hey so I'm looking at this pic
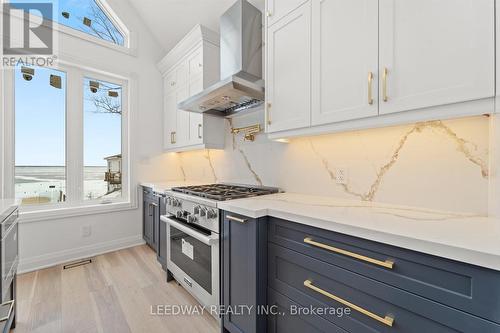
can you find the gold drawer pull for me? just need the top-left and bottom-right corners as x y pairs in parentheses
(0, 300), (14, 322)
(304, 237), (394, 269)
(226, 215), (247, 224)
(382, 67), (389, 102)
(367, 72), (374, 105)
(304, 280), (394, 327)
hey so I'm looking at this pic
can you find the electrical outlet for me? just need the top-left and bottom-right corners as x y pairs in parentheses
(82, 225), (91, 238)
(335, 168), (348, 184)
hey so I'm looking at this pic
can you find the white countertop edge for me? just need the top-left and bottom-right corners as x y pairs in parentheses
(218, 202), (500, 271)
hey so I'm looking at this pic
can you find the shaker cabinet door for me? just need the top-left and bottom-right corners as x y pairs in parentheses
(266, 2), (312, 133)
(311, 0), (379, 125)
(379, 0), (495, 115)
(163, 91), (177, 149)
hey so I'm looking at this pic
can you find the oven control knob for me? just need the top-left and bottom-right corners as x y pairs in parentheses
(207, 209), (217, 219)
(176, 211), (182, 218)
(188, 215), (198, 223)
(173, 199), (181, 207)
(193, 205), (200, 215)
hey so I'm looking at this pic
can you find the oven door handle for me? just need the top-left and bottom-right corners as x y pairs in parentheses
(161, 216), (219, 246)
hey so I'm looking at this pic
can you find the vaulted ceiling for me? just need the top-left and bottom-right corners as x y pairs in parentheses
(128, 0), (264, 54)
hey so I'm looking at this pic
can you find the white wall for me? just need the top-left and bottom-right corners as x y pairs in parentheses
(15, 0), (168, 273)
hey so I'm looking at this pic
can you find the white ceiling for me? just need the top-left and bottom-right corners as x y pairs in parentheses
(128, 0), (265, 54)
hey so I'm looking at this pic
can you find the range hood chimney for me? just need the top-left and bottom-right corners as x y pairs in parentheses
(177, 0), (264, 116)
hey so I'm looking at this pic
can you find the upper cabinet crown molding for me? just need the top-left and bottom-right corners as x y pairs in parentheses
(265, 0), (496, 139)
(157, 24), (220, 75)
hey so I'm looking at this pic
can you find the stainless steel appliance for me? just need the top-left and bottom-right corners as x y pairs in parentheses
(160, 184), (279, 316)
(1, 207), (18, 302)
(177, 0), (264, 116)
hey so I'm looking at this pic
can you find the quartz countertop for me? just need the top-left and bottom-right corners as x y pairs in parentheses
(218, 192), (500, 271)
(0, 199), (19, 222)
(139, 181), (208, 193)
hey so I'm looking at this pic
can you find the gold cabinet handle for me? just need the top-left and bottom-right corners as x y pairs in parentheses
(226, 215), (247, 224)
(198, 124), (202, 139)
(304, 280), (394, 327)
(304, 237), (394, 269)
(368, 72), (374, 105)
(382, 67), (388, 102)
(267, 102), (272, 125)
(0, 300), (14, 322)
(172, 132), (176, 144)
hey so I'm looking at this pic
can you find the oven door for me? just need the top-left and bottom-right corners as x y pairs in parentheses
(163, 216), (219, 310)
(1, 214), (18, 302)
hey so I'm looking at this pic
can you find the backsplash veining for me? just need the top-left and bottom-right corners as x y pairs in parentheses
(144, 115), (490, 215)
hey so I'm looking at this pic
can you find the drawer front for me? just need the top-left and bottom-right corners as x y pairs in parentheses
(268, 243), (500, 333)
(268, 288), (348, 333)
(268, 217), (500, 324)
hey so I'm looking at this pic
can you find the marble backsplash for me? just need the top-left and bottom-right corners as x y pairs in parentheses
(140, 114), (491, 215)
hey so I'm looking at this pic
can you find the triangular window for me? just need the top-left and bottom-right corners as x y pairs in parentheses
(9, 0), (125, 46)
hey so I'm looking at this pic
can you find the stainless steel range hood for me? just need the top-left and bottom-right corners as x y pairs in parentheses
(178, 0), (264, 116)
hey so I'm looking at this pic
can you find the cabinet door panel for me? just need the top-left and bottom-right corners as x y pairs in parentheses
(312, 0), (378, 125)
(188, 48), (204, 79)
(175, 86), (190, 146)
(163, 91), (177, 149)
(189, 77), (204, 145)
(267, 2), (311, 133)
(267, 0), (308, 26)
(175, 61), (188, 87)
(379, 0), (494, 115)
(223, 214), (258, 333)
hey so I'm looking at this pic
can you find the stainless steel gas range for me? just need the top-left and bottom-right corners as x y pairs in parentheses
(160, 184), (279, 315)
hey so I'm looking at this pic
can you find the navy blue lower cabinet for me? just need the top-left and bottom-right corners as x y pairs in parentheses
(221, 213), (500, 333)
(268, 217), (500, 324)
(221, 212), (268, 333)
(267, 288), (348, 333)
(268, 242), (500, 333)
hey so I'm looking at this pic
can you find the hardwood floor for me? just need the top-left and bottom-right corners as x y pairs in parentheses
(14, 245), (219, 333)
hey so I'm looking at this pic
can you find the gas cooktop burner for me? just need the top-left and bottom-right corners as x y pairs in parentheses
(171, 184), (279, 201)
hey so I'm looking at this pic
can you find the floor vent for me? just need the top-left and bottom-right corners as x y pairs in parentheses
(63, 258), (92, 270)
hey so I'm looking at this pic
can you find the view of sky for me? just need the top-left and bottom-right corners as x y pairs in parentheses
(83, 77), (122, 167)
(15, 66), (66, 166)
(15, 66), (122, 167)
(9, 0), (124, 45)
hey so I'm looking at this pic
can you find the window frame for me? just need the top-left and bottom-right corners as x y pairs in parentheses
(5, 0), (134, 55)
(3, 60), (132, 217)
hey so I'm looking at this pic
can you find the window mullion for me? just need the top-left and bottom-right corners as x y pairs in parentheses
(2, 69), (15, 200)
(65, 67), (84, 204)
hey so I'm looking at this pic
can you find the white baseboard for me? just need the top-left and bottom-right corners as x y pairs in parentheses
(17, 234), (146, 274)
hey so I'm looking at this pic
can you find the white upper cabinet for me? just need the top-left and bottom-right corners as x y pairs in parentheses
(266, 0), (308, 26)
(158, 25), (225, 152)
(311, 0), (378, 125)
(379, 0), (495, 115)
(265, 0), (495, 138)
(266, 2), (311, 133)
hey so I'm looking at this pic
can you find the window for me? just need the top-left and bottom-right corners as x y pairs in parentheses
(12, 64), (128, 209)
(15, 66), (67, 205)
(84, 78), (122, 200)
(9, 0), (125, 46)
